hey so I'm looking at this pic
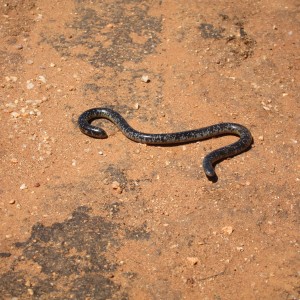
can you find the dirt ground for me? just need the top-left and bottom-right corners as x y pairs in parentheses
(0, 0), (299, 299)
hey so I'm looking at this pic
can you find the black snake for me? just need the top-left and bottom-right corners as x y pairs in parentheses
(78, 107), (252, 179)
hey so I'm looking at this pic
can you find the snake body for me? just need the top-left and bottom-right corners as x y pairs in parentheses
(78, 108), (252, 178)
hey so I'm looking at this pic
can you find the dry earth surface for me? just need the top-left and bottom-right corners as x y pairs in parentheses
(0, 0), (299, 299)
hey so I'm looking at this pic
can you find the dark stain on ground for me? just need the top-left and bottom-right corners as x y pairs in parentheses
(199, 16), (256, 65)
(104, 165), (145, 193)
(0, 50), (23, 72)
(0, 206), (151, 299)
(199, 23), (224, 39)
(0, 252), (11, 258)
(104, 201), (123, 217)
(105, 165), (128, 189)
(42, 0), (162, 70)
(125, 222), (150, 240)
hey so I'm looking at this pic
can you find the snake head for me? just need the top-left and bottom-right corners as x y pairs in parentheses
(80, 124), (108, 139)
(202, 158), (217, 178)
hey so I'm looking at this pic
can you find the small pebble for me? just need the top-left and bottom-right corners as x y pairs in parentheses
(111, 181), (123, 194)
(10, 112), (20, 118)
(49, 63), (56, 67)
(73, 73), (81, 81)
(11, 158), (18, 163)
(9, 200), (15, 204)
(26, 81), (34, 90)
(134, 103), (139, 110)
(26, 60), (34, 65)
(186, 257), (199, 265)
(25, 280), (31, 287)
(221, 226), (233, 235)
(37, 75), (47, 83)
(16, 44), (23, 50)
(258, 135), (264, 141)
(289, 138), (297, 144)
(36, 14), (43, 21)
(111, 181), (120, 189)
(34, 183), (41, 187)
(141, 75), (150, 83)
(20, 183), (27, 190)
(5, 76), (18, 82)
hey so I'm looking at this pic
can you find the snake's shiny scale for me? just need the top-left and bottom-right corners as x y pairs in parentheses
(78, 108), (252, 178)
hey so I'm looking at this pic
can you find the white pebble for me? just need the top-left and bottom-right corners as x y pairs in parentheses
(26, 81), (34, 90)
(5, 76), (18, 82)
(141, 75), (150, 83)
(10, 112), (20, 118)
(11, 158), (18, 163)
(37, 75), (47, 83)
(20, 183), (27, 190)
(221, 226), (233, 235)
(111, 181), (120, 189)
(36, 14), (43, 21)
(186, 257), (199, 265)
(38, 75), (47, 83)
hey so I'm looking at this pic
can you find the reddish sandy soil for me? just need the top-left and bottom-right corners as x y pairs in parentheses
(0, 0), (299, 299)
